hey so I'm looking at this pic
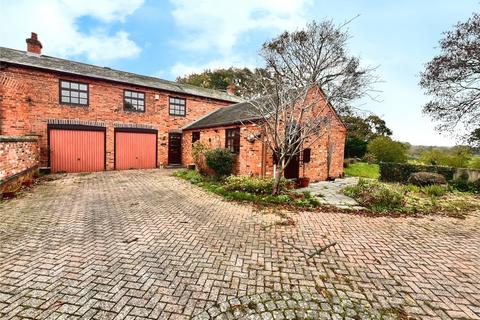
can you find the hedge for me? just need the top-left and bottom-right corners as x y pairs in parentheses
(379, 162), (455, 183)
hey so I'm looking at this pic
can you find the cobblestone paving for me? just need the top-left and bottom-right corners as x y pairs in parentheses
(0, 169), (479, 320)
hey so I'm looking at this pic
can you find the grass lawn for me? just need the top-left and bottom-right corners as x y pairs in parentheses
(344, 162), (380, 179)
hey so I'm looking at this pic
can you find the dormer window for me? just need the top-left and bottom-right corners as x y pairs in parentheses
(124, 90), (145, 112)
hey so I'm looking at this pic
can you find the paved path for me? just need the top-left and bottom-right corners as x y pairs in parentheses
(296, 177), (363, 209)
(0, 170), (479, 319)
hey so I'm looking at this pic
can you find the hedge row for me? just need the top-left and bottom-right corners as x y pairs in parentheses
(379, 162), (455, 183)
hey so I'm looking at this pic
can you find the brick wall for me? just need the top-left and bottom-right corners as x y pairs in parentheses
(182, 111), (346, 181)
(0, 66), (233, 168)
(182, 124), (265, 176)
(0, 136), (39, 190)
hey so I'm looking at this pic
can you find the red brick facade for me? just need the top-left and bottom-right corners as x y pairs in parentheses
(183, 113), (346, 182)
(0, 135), (39, 193)
(0, 65), (233, 169)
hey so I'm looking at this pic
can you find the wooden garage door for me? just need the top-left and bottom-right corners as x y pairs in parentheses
(115, 130), (157, 170)
(50, 128), (105, 173)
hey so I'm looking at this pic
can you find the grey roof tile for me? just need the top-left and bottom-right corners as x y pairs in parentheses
(0, 47), (242, 103)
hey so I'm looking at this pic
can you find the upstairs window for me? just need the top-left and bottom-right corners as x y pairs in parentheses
(192, 131), (200, 144)
(124, 90), (145, 112)
(60, 80), (88, 106)
(225, 128), (240, 154)
(169, 97), (186, 116)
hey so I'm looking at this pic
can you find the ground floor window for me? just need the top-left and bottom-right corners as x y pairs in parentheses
(225, 128), (240, 154)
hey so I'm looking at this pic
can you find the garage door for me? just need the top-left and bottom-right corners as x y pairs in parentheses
(115, 129), (157, 170)
(49, 127), (105, 173)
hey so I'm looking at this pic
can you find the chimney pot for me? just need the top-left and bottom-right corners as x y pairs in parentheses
(226, 83), (236, 95)
(26, 32), (42, 55)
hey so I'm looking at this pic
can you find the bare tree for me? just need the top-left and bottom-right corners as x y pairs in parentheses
(420, 13), (480, 140)
(244, 20), (378, 194)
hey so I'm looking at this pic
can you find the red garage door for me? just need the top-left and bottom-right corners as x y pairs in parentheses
(50, 128), (105, 173)
(115, 130), (157, 170)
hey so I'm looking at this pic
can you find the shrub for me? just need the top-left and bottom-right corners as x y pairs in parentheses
(362, 153), (377, 164)
(450, 179), (480, 194)
(344, 136), (368, 158)
(344, 179), (404, 212)
(191, 142), (211, 175)
(421, 184), (448, 197)
(367, 137), (407, 163)
(224, 176), (285, 195)
(205, 148), (235, 177)
(379, 162), (455, 183)
(407, 172), (447, 186)
(469, 157), (480, 169)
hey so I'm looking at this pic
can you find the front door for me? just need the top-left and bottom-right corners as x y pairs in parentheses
(168, 132), (182, 164)
(284, 154), (300, 179)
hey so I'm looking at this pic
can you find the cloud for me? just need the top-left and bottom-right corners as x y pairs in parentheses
(0, 0), (143, 63)
(170, 0), (312, 54)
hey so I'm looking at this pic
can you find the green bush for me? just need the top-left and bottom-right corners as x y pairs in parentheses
(450, 179), (480, 194)
(379, 162), (455, 183)
(422, 184), (447, 197)
(344, 179), (404, 212)
(469, 157), (480, 169)
(367, 137), (407, 163)
(205, 148), (235, 177)
(224, 176), (285, 195)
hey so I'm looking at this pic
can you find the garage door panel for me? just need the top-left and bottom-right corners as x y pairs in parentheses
(115, 132), (157, 170)
(50, 129), (105, 173)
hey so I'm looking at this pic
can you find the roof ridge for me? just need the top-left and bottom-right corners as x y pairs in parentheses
(0, 46), (242, 103)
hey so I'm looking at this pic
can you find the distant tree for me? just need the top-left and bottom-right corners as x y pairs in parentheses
(176, 67), (266, 97)
(367, 137), (407, 163)
(420, 13), (480, 139)
(419, 145), (472, 168)
(467, 128), (480, 150)
(342, 114), (392, 158)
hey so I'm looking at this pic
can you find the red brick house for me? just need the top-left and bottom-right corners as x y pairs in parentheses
(0, 33), (240, 173)
(1, 32), (345, 182)
(182, 88), (347, 182)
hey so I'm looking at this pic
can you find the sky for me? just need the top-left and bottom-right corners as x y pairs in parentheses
(0, 0), (477, 146)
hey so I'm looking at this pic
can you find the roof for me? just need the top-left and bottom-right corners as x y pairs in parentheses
(184, 88), (347, 131)
(183, 98), (264, 130)
(0, 47), (242, 103)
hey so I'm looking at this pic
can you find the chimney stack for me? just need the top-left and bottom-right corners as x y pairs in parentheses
(226, 83), (236, 95)
(26, 32), (42, 55)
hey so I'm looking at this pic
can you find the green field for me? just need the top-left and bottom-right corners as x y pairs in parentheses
(344, 162), (380, 179)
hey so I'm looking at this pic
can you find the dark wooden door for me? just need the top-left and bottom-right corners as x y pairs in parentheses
(284, 154), (300, 179)
(168, 133), (182, 164)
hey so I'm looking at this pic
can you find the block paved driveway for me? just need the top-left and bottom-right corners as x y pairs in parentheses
(0, 169), (479, 320)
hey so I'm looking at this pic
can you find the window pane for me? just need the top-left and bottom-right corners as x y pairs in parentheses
(71, 91), (79, 97)
(125, 91), (131, 97)
(79, 92), (87, 98)
(79, 84), (87, 91)
(61, 81), (70, 88)
(70, 83), (79, 90)
(125, 98), (131, 103)
(61, 96), (70, 103)
(138, 100), (144, 106)
(79, 98), (87, 105)
(71, 97), (79, 104)
(131, 92), (138, 98)
(138, 93), (144, 99)
(61, 90), (70, 96)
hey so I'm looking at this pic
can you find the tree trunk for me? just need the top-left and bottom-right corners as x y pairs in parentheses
(272, 167), (283, 195)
